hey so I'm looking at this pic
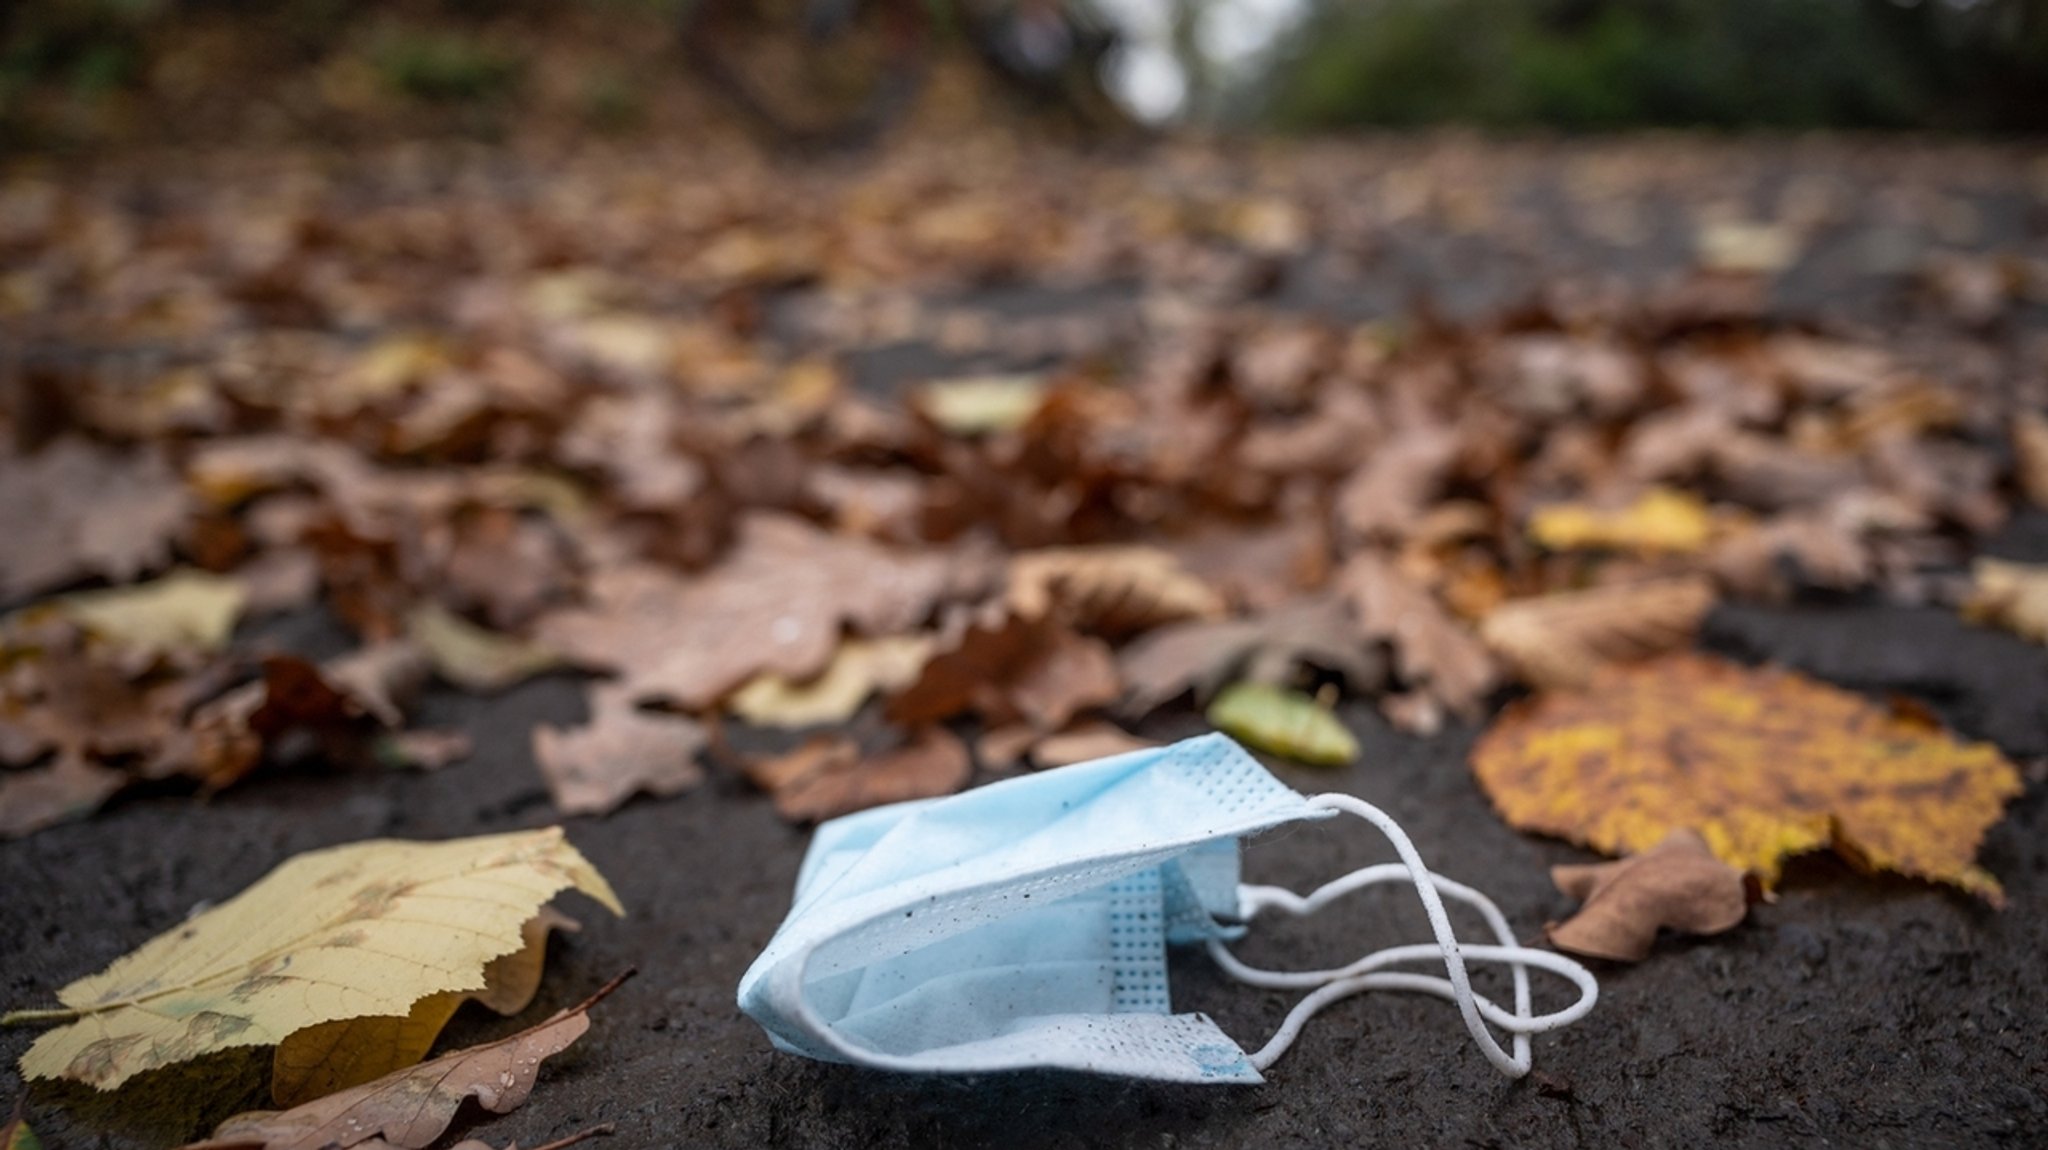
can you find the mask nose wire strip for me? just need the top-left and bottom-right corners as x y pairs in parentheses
(1208, 793), (1598, 1077)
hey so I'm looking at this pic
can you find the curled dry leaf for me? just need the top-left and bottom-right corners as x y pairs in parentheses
(0, 440), (191, 601)
(1117, 596), (1383, 715)
(0, 754), (128, 839)
(1334, 425), (1461, 544)
(1962, 558), (2048, 645)
(1529, 488), (1714, 555)
(727, 635), (933, 728)
(538, 514), (986, 709)
(1336, 554), (1499, 717)
(1471, 653), (2022, 902)
(1547, 830), (1750, 962)
(744, 729), (970, 823)
(5, 828), (621, 1090)
(270, 908), (579, 1106)
(407, 605), (561, 694)
(1479, 576), (1717, 690)
(1022, 722), (1156, 769)
(1206, 682), (1358, 767)
(1006, 546), (1225, 637)
(532, 684), (707, 817)
(182, 971), (631, 1150)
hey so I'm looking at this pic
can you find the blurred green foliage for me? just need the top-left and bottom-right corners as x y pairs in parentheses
(371, 30), (524, 103)
(1260, 0), (2048, 132)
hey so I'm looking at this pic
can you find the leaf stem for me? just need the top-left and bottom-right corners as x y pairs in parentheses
(1, 1007), (79, 1027)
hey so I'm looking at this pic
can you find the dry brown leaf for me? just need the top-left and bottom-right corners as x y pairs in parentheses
(1006, 546), (1225, 637)
(1025, 722), (1156, 768)
(1471, 653), (2022, 901)
(1337, 554), (1500, 717)
(1167, 519), (1331, 612)
(181, 971), (630, 1150)
(744, 729), (970, 823)
(538, 515), (986, 709)
(887, 613), (1120, 732)
(1961, 558), (2048, 644)
(2014, 410), (2048, 509)
(1479, 577), (1716, 690)
(270, 908), (578, 1106)
(0, 754), (128, 839)
(0, 440), (191, 600)
(532, 683), (707, 816)
(1547, 829), (1750, 962)
(1117, 596), (1383, 715)
(1333, 425), (1461, 544)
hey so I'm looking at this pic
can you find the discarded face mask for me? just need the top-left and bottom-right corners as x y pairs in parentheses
(737, 733), (1596, 1083)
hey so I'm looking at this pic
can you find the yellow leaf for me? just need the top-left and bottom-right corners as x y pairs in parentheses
(406, 604), (561, 693)
(1470, 653), (2022, 902)
(1962, 558), (2048, 645)
(914, 374), (1046, 435)
(1695, 220), (1798, 274)
(6, 828), (621, 1090)
(1529, 488), (1714, 554)
(1206, 682), (1358, 767)
(727, 635), (933, 728)
(58, 570), (247, 654)
(268, 907), (577, 1106)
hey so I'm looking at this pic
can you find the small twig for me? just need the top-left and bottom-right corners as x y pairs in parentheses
(527, 1123), (616, 1150)
(566, 967), (636, 1017)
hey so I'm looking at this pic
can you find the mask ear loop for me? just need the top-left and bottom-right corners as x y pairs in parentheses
(1207, 793), (1598, 1078)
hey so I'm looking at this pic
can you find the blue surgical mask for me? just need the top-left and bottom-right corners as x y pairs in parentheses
(738, 733), (1596, 1083)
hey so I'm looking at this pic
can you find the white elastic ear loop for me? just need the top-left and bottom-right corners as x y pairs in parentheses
(1209, 793), (1598, 1078)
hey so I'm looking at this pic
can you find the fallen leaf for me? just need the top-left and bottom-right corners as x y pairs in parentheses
(1206, 682), (1358, 767)
(181, 971), (631, 1150)
(1529, 488), (1714, 554)
(744, 729), (970, 823)
(1695, 220), (1798, 274)
(234, 551), (323, 617)
(0, 440), (191, 601)
(1470, 653), (2022, 901)
(1962, 558), (2048, 644)
(887, 613), (1120, 732)
(1336, 554), (1500, 717)
(1006, 546), (1225, 637)
(6, 828), (621, 1089)
(1025, 722), (1156, 768)
(914, 374), (1047, 435)
(0, 754), (128, 839)
(407, 605), (561, 693)
(727, 635), (932, 728)
(1479, 577), (1717, 690)
(270, 908), (579, 1106)
(2014, 411), (2048, 508)
(538, 514), (986, 708)
(1334, 425), (1461, 544)
(1117, 596), (1383, 714)
(532, 683), (707, 816)
(58, 570), (247, 656)
(1547, 830), (1750, 962)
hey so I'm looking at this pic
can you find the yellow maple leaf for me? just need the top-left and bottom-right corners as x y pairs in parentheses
(1528, 488), (1715, 554)
(5, 828), (621, 1090)
(1470, 653), (2021, 903)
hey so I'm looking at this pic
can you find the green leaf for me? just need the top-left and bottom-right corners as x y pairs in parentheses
(1206, 681), (1359, 767)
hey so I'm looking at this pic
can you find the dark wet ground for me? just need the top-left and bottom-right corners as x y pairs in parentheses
(6, 136), (2048, 1149)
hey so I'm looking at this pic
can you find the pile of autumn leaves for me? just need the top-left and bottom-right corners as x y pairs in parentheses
(2, 259), (2044, 1144)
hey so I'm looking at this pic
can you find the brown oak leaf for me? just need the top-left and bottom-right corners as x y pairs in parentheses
(0, 439), (190, 600)
(1336, 553), (1500, 719)
(1117, 595), (1383, 715)
(745, 729), (970, 823)
(1479, 576), (1717, 690)
(533, 683), (707, 816)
